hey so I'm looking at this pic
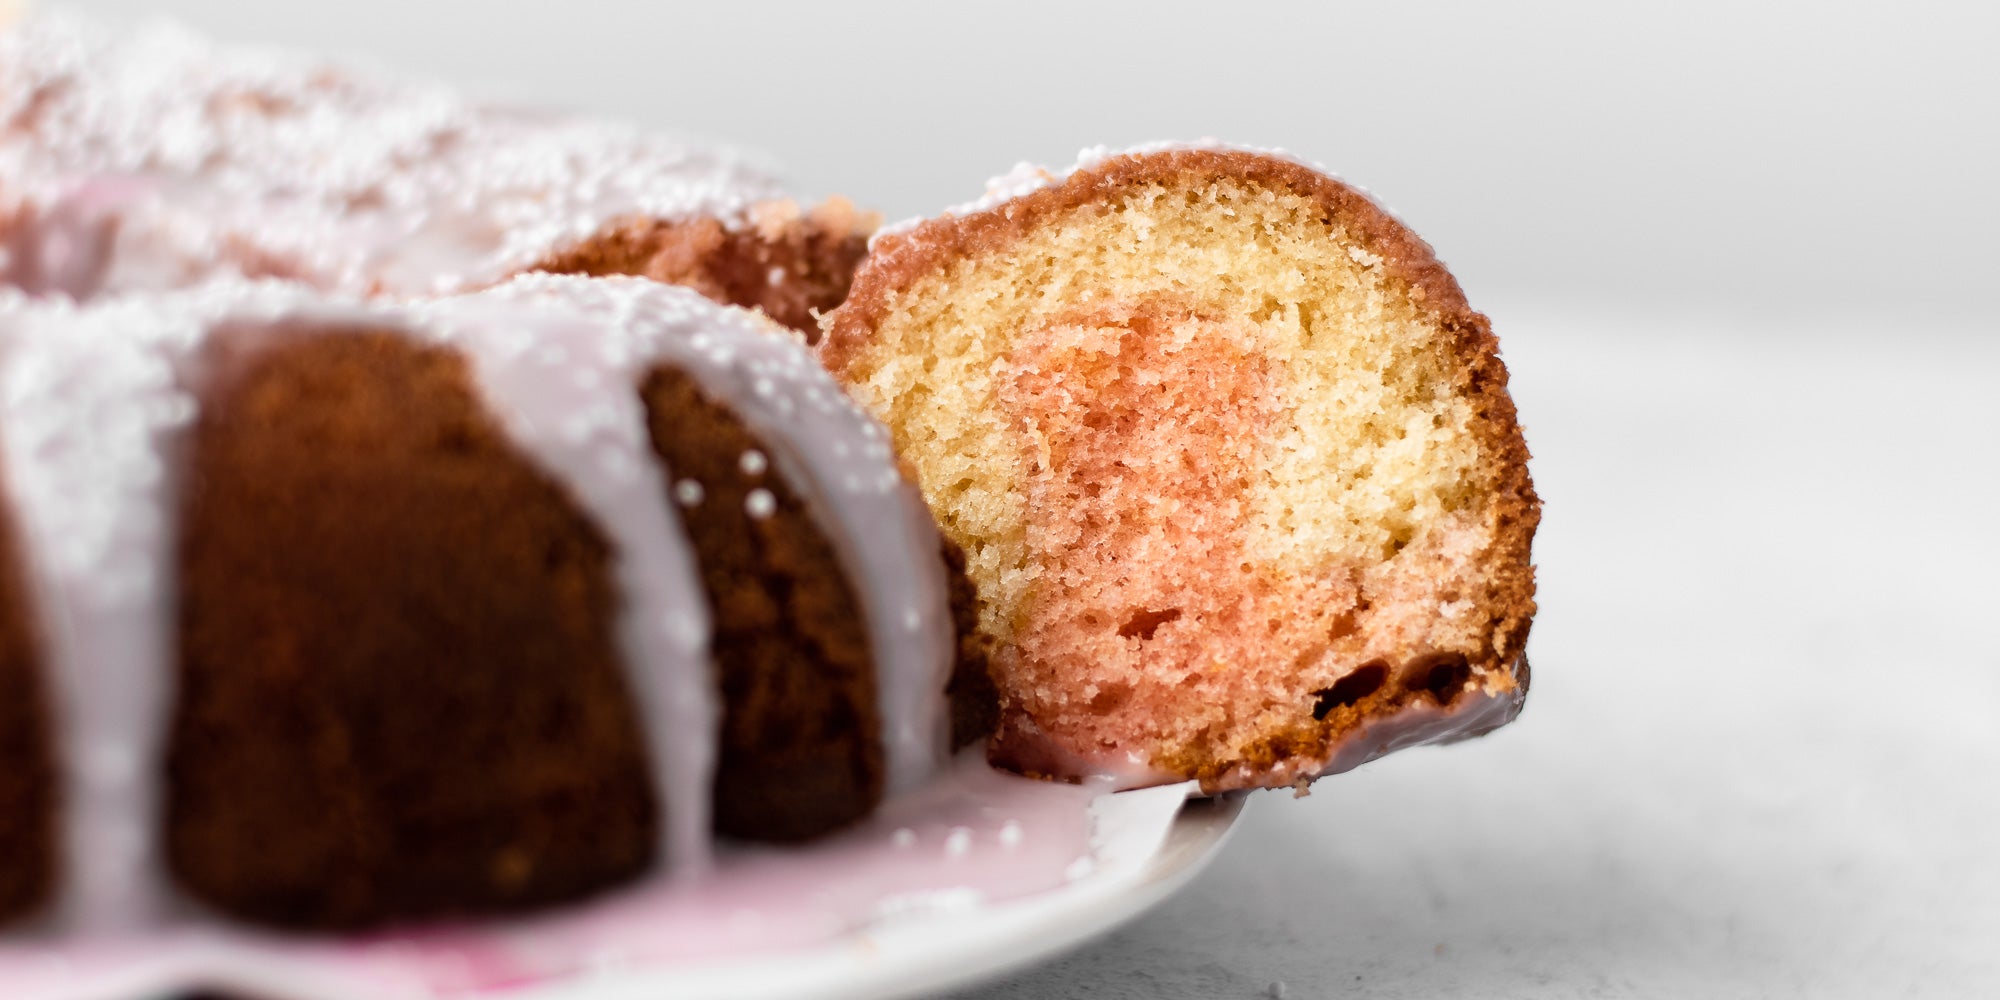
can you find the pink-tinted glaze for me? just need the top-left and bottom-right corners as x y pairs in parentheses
(0, 754), (1112, 1000)
(425, 291), (721, 875)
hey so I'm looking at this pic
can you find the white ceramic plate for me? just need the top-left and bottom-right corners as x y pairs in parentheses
(192, 793), (1246, 1000)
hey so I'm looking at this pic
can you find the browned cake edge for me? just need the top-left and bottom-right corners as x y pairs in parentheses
(538, 199), (877, 340)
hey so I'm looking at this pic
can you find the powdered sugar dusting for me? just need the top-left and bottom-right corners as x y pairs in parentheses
(0, 293), (186, 933)
(0, 281), (337, 932)
(0, 13), (789, 301)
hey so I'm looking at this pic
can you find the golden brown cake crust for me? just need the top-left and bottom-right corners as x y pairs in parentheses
(823, 148), (1539, 786)
(827, 150), (1472, 363)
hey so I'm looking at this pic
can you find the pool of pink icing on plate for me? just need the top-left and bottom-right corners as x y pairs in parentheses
(0, 755), (1105, 1000)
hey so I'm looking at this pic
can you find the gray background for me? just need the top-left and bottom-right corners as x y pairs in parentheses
(56, 0), (2000, 321)
(49, 1), (2000, 997)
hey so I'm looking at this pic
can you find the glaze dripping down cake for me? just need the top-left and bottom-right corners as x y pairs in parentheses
(0, 14), (872, 333)
(821, 144), (1539, 792)
(0, 274), (989, 933)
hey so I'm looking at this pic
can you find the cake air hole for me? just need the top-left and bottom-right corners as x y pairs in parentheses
(1402, 652), (1471, 706)
(1311, 660), (1388, 720)
(1117, 608), (1182, 641)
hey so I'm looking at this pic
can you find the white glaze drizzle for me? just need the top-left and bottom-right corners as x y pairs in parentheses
(466, 275), (957, 795)
(0, 12), (791, 301)
(0, 274), (954, 929)
(416, 292), (721, 875)
(0, 286), (250, 932)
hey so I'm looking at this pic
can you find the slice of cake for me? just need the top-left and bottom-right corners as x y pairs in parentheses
(821, 143), (1539, 793)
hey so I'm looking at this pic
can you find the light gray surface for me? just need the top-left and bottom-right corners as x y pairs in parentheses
(27, 2), (2000, 995)
(948, 305), (2000, 998)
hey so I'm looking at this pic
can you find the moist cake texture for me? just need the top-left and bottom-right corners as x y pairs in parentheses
(823, 144), (1538, 792)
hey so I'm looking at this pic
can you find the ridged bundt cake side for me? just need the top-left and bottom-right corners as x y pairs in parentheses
(822, 144), (1538, 793)
(0, 14), (874, 334)
(0, 275), (983, 933)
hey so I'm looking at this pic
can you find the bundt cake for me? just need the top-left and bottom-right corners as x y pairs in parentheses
(0, 273), (987, 934)
(821, 143), (1539, 793)
(0, 14), (871, 333)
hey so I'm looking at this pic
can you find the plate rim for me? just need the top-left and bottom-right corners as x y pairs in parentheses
(184, 793), (1248, 1000)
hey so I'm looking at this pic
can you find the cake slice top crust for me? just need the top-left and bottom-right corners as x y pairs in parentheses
(824, 144), (1537, 791)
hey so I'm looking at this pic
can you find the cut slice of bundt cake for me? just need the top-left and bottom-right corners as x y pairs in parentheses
(0, 13), (872, 334)
(821, 144), (1538, 793)
(0, 274), (987, 934)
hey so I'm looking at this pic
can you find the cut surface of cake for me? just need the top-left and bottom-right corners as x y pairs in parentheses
(0, 274), (986, 933)
(0, 13), (872, 333)
(821, 144), (1538, 793)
